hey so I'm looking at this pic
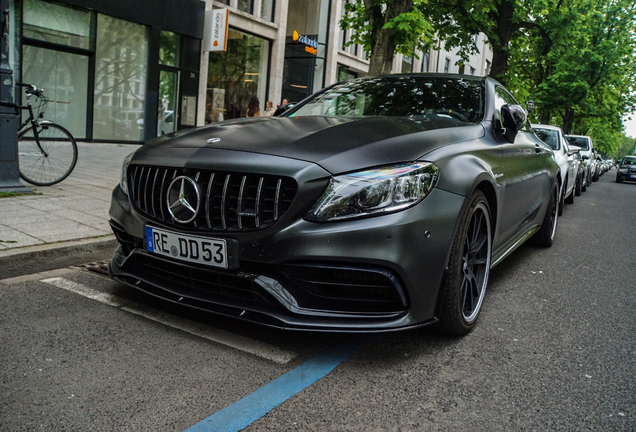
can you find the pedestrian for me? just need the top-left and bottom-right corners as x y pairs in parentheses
(263, 100), (275, 116)
(246, 96), (260, 117)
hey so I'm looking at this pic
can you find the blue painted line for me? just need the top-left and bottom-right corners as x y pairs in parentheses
(185, 336), (377, 432)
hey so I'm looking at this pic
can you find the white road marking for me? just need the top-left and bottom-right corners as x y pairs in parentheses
(40, 277), (297, 364)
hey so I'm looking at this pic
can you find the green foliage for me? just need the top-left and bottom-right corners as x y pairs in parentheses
(617, 134), (636, 159)
(383, 8), (435, 56)
(340, 0), (434, 74)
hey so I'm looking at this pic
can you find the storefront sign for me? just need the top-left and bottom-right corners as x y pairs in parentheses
(292, 30), (318, 55)
(203, 9), (230, 52)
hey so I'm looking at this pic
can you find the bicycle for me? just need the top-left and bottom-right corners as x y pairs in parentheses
(0, 83), (78, 186)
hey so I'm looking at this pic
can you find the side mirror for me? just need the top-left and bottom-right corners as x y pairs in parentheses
(274, 103), (296, 117)
(501, 104), (527, 142)
(581, 154), (590, 160)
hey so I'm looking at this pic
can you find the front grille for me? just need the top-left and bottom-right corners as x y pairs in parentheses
(128, 165), (297, 232)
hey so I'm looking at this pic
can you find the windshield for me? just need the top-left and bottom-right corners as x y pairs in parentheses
(534, 128), (560, 150)
(290, 76), (484, 123)
(566, 136), (590, 151)
(622, 157), (636, 166)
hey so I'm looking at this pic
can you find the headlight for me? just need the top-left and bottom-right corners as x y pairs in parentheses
(120, 152), (135, 196)
(305, 162), (439, 222)
(619, 168), (628, 173)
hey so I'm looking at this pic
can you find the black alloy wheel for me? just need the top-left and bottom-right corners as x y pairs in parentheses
(574, 176), (582, 196)
(436, 190), (492, 335)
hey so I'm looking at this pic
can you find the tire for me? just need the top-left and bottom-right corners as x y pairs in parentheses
(574, 176), (582, 196)
(558, 180), (565, 216)
(18, 123), (78, 186)
(436, 190), (492, 336)
(565, 185), (575, 204)
(592, 169), (600, 182)
(615, 174), (621, 183)
(532, 183), (559, 248)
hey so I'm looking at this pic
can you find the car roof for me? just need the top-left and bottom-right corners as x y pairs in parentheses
(532, 124), (562, 131)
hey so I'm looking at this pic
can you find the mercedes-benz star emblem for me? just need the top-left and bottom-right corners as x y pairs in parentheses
(207, 138), (221, 144)
(166, 176), (200, 223)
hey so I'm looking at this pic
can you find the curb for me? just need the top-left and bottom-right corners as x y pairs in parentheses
(0, 236), (118, 280)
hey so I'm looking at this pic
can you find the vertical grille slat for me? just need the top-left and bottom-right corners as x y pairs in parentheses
(255, 177), (264, 228)
(237, 176), (247, 230)
(221, 174), (231, 230)
(129, 165), (297, 232)
(159, 169), (168, 221)
(151, 169), (159, 217)
(206, 173), (215, 229)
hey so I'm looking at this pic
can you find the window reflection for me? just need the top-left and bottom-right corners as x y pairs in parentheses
(23, 0), (93, 49)
(93, 15), (147, 141)
(160, 31), (180, 67)
(206, 30), (268, 124)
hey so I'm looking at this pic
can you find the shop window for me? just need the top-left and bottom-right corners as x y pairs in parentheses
(93, 15), (148, 141)
(23, 0), (94, 49)
(283, 0), (330, 102)
(22, 45), (89, 139)
(159, 31), (180, 67)
(206, 29), (269, 123)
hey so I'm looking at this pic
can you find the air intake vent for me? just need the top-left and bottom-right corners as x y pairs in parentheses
(128, 166), (297, 232)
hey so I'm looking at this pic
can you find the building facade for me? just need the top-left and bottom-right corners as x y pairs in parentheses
(7, 0), (492, 143)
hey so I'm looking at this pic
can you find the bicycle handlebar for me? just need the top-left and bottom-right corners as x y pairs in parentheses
(16, 82), (44, 97)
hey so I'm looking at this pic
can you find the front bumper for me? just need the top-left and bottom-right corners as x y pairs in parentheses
(108, 184), (466, 331)
(616, 171), (636, 182)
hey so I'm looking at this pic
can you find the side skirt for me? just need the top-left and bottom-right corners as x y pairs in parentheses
(490, 224), (541, 268)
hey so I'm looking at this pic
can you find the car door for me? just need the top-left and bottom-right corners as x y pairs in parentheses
(562, 135), (578, 195)
(495, 87), (554, 245)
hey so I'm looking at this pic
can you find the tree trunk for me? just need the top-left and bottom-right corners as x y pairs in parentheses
(368, 29), (396, 75)
(540, 111), (551, 124)
(562, 108), (575, 134)
(363, 0), (413, 76)
(487, 0), (516, 84)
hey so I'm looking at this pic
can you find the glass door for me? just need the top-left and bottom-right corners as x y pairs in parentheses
(158, 70), (179, 136)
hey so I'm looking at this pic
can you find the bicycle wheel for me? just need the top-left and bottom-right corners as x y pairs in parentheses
(18, 123), (78, 186)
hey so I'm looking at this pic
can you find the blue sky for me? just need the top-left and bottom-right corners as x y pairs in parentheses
(624, 115), (636, 139)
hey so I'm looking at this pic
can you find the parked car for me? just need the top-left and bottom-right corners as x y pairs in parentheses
(566, 134), (599, 186)
(615, 155), (636, 183)
(532, 124), (581, 211)
(108, 74), (560, 336)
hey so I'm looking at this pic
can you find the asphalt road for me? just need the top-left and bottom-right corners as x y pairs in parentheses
(1, 171), (634, 431)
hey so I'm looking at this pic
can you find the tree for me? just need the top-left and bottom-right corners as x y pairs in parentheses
(515, 0), (636, 154)
(340, 0), (434, 76)
(420, 0), (539, 84)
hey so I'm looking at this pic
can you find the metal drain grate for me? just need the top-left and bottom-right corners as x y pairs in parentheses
(72, 260), (110, 278)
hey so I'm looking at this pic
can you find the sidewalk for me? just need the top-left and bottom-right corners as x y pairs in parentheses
(0, 142), (141, 275)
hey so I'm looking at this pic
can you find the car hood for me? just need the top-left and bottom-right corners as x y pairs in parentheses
(141, 116), (484, 174)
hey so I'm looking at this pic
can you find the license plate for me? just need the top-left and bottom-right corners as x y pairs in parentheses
(145, 226), (228, 269)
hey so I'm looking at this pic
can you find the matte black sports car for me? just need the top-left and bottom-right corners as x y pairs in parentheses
(108, 74), (560, 335)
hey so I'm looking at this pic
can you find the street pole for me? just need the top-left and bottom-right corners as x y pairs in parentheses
(0, 0), (31, 193)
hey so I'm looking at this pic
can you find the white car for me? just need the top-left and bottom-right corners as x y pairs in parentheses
(533, 124), (581, 213)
